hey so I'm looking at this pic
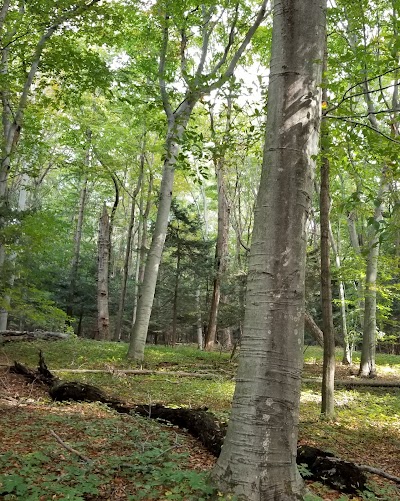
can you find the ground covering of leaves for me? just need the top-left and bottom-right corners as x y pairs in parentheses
(1, 340), (400, 500)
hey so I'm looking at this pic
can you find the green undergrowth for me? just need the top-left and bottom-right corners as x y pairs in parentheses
(2, 340), (400, 499)
(0, 404), (218, 500)
(1, 338), (232, 370)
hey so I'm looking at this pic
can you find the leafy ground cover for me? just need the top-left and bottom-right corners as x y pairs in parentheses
(1, 339), (400, 500)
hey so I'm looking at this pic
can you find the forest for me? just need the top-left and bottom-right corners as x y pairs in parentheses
(1, 0), (400, 500)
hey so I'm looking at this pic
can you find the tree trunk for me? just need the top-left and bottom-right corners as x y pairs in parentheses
(96, 203), (110, 341)
(67, 174), (88, 319)
(359, 176), (387, 377)
(212, 1), (326, 498)
(205, 99), (231, 351)
(132, 172), (153, 327)
(347, 211), (365, 330)
(171, 242), (181, 346)
(128, 106), (195, 360)
(329, 224), (351, 364)
(196, 287), (203, 350)
(113, 157), (144, 341)
(304, 311), (324, 347)
(320, 83), (335, 418)
(0, 173), (29, 329)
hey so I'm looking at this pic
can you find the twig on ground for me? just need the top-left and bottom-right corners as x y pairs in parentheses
(358, 464), (400, 484)
(50, 429), (92, 464)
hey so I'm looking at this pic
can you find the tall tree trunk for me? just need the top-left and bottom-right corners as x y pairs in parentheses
(171, 242), (181, 346)
(329, 224), (351, 364)
(359, 176), (387, 377)
(132, 173), (153, 327)
(320, 81), (335, 418)
(205, 99), (231, 351)
(0, 173), (29, 329)
(212, 1), (326, 498)
(67, 174), (88, 319)
(96, 203), (110, 341)
(128, 107), (195, 360)
(113, 157), (144, 341)
(196, 287), (203, 350)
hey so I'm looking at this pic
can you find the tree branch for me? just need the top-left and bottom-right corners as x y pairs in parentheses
(201, 0), (271, 93)
(50, 429), (92, 464)
(159, 11), (172, 119)
(208, 2), (240, 77)
(0, 0), (10, 37)
(6, 0), (101, 152)
(326, 115), (400, 144)
(193, 6), (217, 83)
(326, 67), (400, 114)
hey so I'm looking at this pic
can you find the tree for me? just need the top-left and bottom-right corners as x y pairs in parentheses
(128, 0), (270, 361)
(96, 203), (110, 340)
(205, 96), (232, 350)
(211, 0), (326, 498)
(320, 59), (335, 419)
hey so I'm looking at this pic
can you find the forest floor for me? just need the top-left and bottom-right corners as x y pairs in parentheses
(1, 340), (400, 500)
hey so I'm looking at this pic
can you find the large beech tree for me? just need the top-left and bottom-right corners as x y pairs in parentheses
(211, 0), (326, 499)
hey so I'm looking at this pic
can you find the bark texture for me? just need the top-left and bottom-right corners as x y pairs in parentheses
(96, 203), (110, 340)
(212, 1), (326, 499)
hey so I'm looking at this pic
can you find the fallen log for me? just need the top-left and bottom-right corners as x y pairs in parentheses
(52, 368), (221, 379)
(0, 330), (69, 343)
(297, 445), (368, 495)
(9, 354), (400, 496)
(303, 378), (400, 388)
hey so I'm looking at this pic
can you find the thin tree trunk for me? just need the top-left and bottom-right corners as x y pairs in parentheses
(113, 157), (144, 341)
(320, 78), (335, 418)
(304, 311), (324, 347)
(132, 172), (153, 327)
(67, 174), (88, 319)
(96, 203), (110, 341)
(359, 176), (387, 377)
(0, 173), (29, 329)
(329, 224), (351, 364)
(171, 243), (181, 346)
(347, 211), (365, 329)
(128, 107), (195, 360)
(205, 98), (231, 350)
(212, 1), (325, 498)
(196, 287), (203, 350)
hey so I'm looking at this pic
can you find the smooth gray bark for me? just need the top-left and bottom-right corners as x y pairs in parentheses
(212, 1), (326, 498)
(132, 172), (153, 327)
